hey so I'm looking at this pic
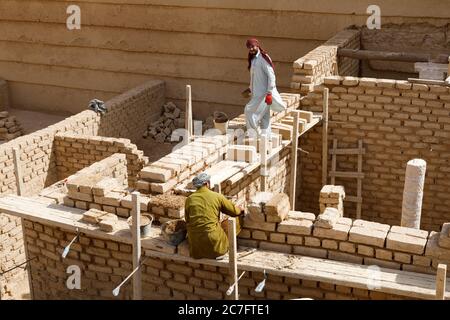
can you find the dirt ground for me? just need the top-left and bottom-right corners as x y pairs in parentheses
(135, 137), (177, 163)
(8, 108), (68, 134)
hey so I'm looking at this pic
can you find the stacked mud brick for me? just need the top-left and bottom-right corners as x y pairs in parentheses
(0, 111), (23, 141)
(137, 135), (229, 194)
(291, 29), (360, 94)
(298, 75), (450, 230)
(143, 101), (185, 143)
(54, 133), (147, 187)
(20, 215), (414, 300)
(96, 80), (165, 143)
(319, 185), (345, 214)
(0, 213), (27, 299)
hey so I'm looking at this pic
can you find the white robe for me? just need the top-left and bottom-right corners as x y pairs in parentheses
(244, 50), (286, 136)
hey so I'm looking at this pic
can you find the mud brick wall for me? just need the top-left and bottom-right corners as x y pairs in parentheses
(54, 133), (147, 187)
(0, 214), (26, 298)
(297, 76), (450, 231)
(21, 218), (413, 300)
(238, 210), (450, 274)
(0, 79), (8, 110)
(291, 29), (360, 94)
(97, 80), (165, 144)
(222, 146), (291, 206)
(0, 80), (165, 299)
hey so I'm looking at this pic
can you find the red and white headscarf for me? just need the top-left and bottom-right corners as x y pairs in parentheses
(246, 38), (274, 71)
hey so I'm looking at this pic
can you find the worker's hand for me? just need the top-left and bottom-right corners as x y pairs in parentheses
(242, 88), (252, 98)
(265, 93), (272, 105)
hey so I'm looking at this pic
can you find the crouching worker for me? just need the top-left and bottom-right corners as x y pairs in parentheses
(185, 173), (245, 259)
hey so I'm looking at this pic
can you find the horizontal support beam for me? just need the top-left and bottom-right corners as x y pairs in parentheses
(338, 49), (449, 64)
(329, 148), (365, 155)
(329, 171), (365, 179)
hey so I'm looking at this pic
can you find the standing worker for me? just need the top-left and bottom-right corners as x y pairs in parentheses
(185, 173), (245, 259)
(243, 38), (286, 136)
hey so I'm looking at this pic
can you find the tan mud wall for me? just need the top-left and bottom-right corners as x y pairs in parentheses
(360, 23), (450, 79)
(0, 0), (449, 118)
(22, 220), (414, 300)
(0, 80), (164, 299)
(298, 77), (450, 231)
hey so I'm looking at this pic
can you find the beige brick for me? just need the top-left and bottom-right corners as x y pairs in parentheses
(252, 230), (268, 241)
(304, 236), (321, 247)
(339, 241), (356, 253)
(357, 245), (374, 257)
(277, 219), (313, 235)
(270, 233), (286, 243)
(328, 251), (363, 264)
(286, 235), (303, 245)
(243, 216), (276, 231)
(313, 223), (350, 241)
(375, 249), (393, 261)
(386, 232), (427, 255)
(413, 255), (431, 267)
(293, 246), (327, 259)
(363, 258), (401, 270)
(349, 226), (388, 248)
(322, 239), (338, 250)
(393, 252), (411, 264)
(259, 241), (292, 253)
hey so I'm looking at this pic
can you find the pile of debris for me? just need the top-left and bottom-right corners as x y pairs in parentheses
(143, 102), (185, 143)
(0, 111), (23, 141)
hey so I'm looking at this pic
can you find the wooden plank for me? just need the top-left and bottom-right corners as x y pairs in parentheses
(228, 217), (238, 300)
(330, 139), (337, 185)
(407, 78), (446, 85)
(185, 84), (193, 142)
(145, 248), (450, 300)
(356, 140), (363, 219)
(436, 264), (447, 300)
(260, 134), (268, 192)
(329, 148), (366, 155)
(338, 49), (449, 63)
(289, 111), (300, 208)
(131, 192), (142, 300)
(12, 148), (24, 196)
(346, 195), (363, 203)
(322, 88), (329, 187)
(329, 171), (365, 179)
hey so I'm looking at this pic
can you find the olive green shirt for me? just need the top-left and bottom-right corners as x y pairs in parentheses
(185, 186), (242, 259)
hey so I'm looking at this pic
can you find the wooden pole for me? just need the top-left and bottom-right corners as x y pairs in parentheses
(436, 263), (447, 300)
(131, 191), (142, 300)
(322, 88), (329, 187)
(227, 217), (238, 300)
(13, 148), (24, 196)
(185, 85), (193, 142)
(289, 111), (300, 209)
(338, 48), (449, 64)
(260, 134), (268, 192)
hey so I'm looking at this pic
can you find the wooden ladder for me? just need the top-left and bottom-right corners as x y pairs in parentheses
(329, 139), (365, 219)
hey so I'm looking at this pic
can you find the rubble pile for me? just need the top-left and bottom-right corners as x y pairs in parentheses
(143, 102), (185, 143)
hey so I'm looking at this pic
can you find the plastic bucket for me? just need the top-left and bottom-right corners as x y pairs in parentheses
(161, 219), (187, 246)
(127, 214), (154, 237)
(213, 120), (229, 135)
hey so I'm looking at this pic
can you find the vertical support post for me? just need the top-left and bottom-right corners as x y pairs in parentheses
(131, 191), (142, 300)
(436, 263), (447, 300)
(260, 134), (268, 192)
(331, 139), (337, 185)
(185, 85), (193, 142)
(13, 148), (24, 196)
(356, 140), (363, 219)
(289, 111), (300, 209)
(322, 88), (329, 187)
(227, 217), (238, 300)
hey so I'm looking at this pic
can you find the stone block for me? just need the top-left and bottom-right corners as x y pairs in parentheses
(349, 226), (388, 248)
(243, 216), (276, 231)
(315, 208), (340, 229)
(265, 193), (290, 222)
(277, 219), (313, 235)
(288, 211), (316, 221)
(386, 232), (427, 255)
(226, 145), (257, 163)
(140, 166), (173, 182)
(313, 221), (350, 241)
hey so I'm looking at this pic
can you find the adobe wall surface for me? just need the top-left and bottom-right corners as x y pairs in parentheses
(22, 219), (417, 300)
(297, 76), (450, 231)
(0, 0), (448, 118)
(0, 79), (9, 111)
(360, 23), (450, 79)
(0, 80), (164, 299)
